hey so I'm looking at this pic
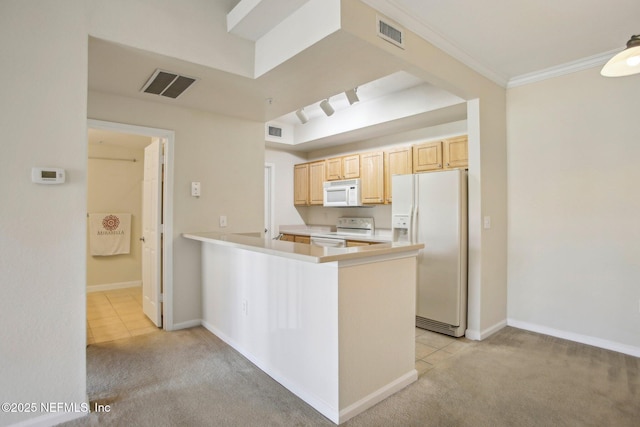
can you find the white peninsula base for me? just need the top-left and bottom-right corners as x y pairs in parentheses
(186, 233), (421, 424)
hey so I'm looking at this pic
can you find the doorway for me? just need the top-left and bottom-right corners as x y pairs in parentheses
(86, 119), (174, 344)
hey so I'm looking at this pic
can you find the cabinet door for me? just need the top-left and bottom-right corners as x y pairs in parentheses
(293, 163), (309, 206)
(360, 151), (384, 204)
(384, 147), (412, 203)
(413, 141), (443, 173)
(443, 135), (468, 169)
(325, 157), (343, 181)
(308, 160), (326, 205)
(343, 154), (360, 179)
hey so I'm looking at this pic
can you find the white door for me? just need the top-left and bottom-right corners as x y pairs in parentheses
(142, 138), (163, 327)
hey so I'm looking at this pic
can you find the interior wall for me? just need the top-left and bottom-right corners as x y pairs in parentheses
(341, 0), (508, 339)
(264, 148), (309, 229)
(507, 67), (640, 353)
(87, 143), (146, 288)
(88, 91), (265, 327)
(0, 1), (88, 426)
(87, 0), (254, 77)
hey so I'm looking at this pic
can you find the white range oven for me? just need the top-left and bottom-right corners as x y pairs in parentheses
(310, 217), (374, 248)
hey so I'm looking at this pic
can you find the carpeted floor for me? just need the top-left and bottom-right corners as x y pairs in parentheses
(61, 326), (639, 427)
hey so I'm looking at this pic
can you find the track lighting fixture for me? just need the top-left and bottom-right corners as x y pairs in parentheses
(295, 108), (308, 124)
(345, 88), (359, 105)
(319, 98), (335, 116)
(601, 35), (640, 77)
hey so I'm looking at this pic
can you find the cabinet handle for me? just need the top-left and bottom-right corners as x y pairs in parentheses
(446, 163), (450, 167)
(438, 164), (442, 168)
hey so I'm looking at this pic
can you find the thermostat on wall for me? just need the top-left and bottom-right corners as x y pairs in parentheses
(32, 167), (65, 184)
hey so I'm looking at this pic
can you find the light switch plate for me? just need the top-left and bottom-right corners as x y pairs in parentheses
(219, 215), (227, 227)
(483, 216), (491, 229)
(191, 182), (200, 197)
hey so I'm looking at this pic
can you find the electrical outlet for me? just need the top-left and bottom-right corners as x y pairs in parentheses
(483, 216), (491, 229)
(219, 215), (227, 227)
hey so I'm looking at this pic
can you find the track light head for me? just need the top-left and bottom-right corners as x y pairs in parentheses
(320, 99), (335, 116)
(345, 88), (359, 105)
(295, 108), (308, 124)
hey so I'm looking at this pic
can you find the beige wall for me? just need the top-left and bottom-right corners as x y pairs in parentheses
(0, 1), (88, 425)
(88, 91), (265, 327)
(342, 0), (508, 339)
(507, 67), (640, 352)
(87, 143), (146, 288)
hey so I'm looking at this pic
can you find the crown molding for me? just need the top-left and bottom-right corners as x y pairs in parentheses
(507, 50), (617, 88)
(361, 0), (620, 89)
(361, 0), (509, 87)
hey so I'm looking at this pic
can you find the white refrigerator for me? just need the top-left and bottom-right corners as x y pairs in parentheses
(391, 169), (468, 337)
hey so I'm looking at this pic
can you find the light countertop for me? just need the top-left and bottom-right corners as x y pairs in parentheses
(183, 231), (422, 263)
(278, 225), (392, 243)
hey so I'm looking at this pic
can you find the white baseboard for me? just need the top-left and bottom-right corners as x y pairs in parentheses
(201, 320), (417, 425)
(465, 319), (507, 341)
(338, 370), (417, 424)
(9, 408), (86, 427)
(507, 319), (640, 358)
(87, 280), (141, 292)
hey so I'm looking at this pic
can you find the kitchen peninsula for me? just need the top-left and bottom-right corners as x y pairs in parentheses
(183, 232), (423, 424)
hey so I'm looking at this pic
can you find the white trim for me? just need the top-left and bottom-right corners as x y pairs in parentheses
(264, 163), (275, 240)
(507, 50), (617, 88)
(338, 370), (417, 424)
(360, 0), (509, 87)
(507, 319), (640, 358)
(9, 410), (86, 427)
(87, 119), (174, 331)
(87, 281), (141, 292)
(465, 319), (507, 341)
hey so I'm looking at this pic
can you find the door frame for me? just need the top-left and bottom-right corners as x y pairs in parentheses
(264, 163), (275, 240)
(87, 119), (175, 331)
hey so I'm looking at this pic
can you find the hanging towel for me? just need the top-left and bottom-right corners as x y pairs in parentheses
(89, 213), (131, 256)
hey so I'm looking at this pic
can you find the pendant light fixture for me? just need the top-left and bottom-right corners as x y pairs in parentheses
(601, 35), (640, 77)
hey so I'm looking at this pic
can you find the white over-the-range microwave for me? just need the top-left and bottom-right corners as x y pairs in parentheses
(323, 179), (363, 207)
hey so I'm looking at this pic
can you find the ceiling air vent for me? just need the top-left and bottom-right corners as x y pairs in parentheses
(141, 69), (197, 99)
(268, 126), (283, 138)
(377, 16), (404, 49)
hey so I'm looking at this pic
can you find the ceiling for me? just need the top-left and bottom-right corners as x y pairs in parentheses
(88, 1), (640, 151)
(364, 0), (640, 85)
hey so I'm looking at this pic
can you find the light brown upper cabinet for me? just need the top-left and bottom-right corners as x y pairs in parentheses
(443, 135), (468, 169)
(413, 140), (443, 173)
(308, 160), (326, 205)
(360, 151), (384, 204)
(413, 135), (468, 173)
(384, 146), (412, 203)
(293, 163), (309, 206)
(326, 154), (360, 181)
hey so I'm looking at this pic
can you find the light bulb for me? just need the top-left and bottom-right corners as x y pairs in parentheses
(626, 55), (640, 67)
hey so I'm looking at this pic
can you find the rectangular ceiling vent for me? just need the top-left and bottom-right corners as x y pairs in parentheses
(268, 126), (283, 138)
(376, 16), (404, 49)
(141, 69), (197, 99)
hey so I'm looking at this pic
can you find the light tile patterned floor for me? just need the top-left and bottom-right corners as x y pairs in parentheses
(414, 327), (473, 376)
(87, 287), (159, 344)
